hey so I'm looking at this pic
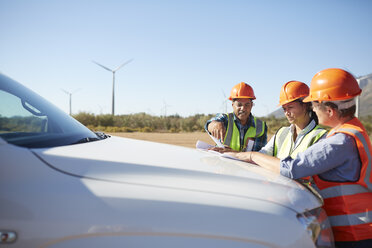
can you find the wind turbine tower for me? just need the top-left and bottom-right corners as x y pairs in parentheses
(92, 59), (133, 115)
(221, 89), (228, 113)
(61, 88), (80, 115)
(161, 100), (172, 117)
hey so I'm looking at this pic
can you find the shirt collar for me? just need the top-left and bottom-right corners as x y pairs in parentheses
(233, 113), (255, 128)
(289, 119), (317, 136)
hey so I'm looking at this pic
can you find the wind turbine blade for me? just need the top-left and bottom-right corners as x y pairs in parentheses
(61, 88), (70, 94)
(92, 60), (113, 72)
(114, 58), (134, 72)
(221, 89), (227, 98)
(72, 88), (81, 94)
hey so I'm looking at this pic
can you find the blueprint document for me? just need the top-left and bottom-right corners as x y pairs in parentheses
(206, 131), (225, 148)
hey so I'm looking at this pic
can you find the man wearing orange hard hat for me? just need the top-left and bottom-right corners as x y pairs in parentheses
(205, 82), (267, 152)
(227, 69), (372, 247)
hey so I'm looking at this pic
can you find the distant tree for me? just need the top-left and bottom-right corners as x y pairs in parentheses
(73, 112), (96, 126)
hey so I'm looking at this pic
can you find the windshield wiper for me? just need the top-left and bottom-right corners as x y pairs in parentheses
(71, 131), (111, 145)
(72, 137), (100, 145)
(95, 131), (111, 139)
(71, 132), (110, 145)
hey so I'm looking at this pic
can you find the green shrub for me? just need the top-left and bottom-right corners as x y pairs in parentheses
(141, 127), (153, 132)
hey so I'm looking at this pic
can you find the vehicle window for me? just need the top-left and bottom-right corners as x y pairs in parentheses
(0, 74), (101, 148)
(0, 90), (48, 133)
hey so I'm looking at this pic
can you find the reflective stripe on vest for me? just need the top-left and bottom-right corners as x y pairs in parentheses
(328, 210), (372, 227)
(224, 113), (265, 151)
(312, 118), (372, 242)
(273, 125), (327, 159)
(316, 184), (371, 199)
(336, 127), (372, 190)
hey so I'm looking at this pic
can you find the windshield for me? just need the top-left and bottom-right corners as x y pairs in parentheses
(0, 74), (101, 148)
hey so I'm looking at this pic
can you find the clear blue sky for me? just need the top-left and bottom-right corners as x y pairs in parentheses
(1, 0), (372, 117)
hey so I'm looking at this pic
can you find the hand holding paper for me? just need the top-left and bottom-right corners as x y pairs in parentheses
(207, 132), (225, 148)
(206, 121), (226, 147)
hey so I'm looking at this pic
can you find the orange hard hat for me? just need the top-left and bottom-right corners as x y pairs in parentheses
(278, 81), (309, 106)
(228, 82), (256, 100)
(303, 68), (362, 103)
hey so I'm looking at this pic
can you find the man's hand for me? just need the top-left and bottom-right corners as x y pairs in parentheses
(208, 121), (226, 142)
(208, 146), (235, 153)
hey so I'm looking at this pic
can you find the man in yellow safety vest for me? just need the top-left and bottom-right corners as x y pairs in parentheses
(205, 82), (267, 152)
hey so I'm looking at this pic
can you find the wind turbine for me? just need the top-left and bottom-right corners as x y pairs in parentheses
(92, 58), (133, 115)
(61, 88), (80, 115)
(220, 89), (228, 113)
(161, 100), (172, 117)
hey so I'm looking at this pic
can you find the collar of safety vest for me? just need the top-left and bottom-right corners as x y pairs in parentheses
(289, 119), (317, 136)
(232, 113), (255, 128)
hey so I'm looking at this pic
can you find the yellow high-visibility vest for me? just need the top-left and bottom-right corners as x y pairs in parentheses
(273, 125), (327, 159)
(224, 113), (265, 152)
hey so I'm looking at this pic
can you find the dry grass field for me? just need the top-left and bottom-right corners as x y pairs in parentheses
(108, 132), (214, 148)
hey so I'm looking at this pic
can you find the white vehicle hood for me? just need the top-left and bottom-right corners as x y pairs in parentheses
(31, 136), (322, 213)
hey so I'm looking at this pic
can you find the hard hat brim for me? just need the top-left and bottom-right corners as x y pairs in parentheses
(229, 96), (256, 100)
(278, 95), (308, 106)
(302, 89), (362, 103)
(303, 96), (312, 103)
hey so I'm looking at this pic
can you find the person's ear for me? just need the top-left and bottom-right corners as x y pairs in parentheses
(326, 106), (336, 118)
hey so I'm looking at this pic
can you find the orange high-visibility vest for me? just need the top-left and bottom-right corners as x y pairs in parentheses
(312, 118), (372, 242)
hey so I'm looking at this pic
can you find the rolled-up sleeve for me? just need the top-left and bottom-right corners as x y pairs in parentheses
(204, 113), (228, 132)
